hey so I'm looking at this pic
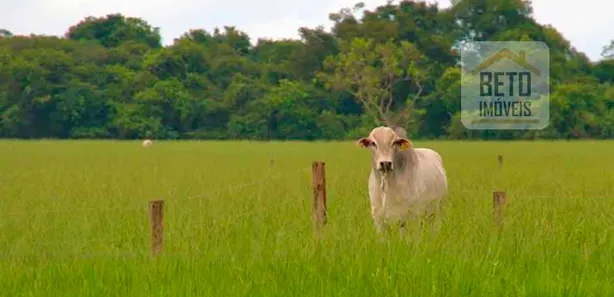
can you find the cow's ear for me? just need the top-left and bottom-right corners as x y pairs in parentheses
(356, 137), (373, 148)
(395, 138), (412, 150)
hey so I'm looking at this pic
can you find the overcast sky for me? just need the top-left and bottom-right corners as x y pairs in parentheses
(2, 0), (612, 61)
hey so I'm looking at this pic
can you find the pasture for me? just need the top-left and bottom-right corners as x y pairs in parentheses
(1, 140), (613, 296)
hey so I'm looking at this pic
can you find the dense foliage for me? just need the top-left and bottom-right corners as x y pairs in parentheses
(1, 0), (613, 140)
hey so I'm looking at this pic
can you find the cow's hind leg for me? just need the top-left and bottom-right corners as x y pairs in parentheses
(420, 200), (443, 236)
(397, 210), (418, 239)
(424, 212), (437, 225)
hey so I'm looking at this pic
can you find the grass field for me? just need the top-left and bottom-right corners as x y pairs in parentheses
(1, 140), (613, 296)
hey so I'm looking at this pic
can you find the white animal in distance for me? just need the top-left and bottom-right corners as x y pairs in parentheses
(142, 139), (154, 147)
(356, 126), (448, 233)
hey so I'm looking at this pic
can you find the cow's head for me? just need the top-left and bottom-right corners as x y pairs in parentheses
(356, 126), (412, 173)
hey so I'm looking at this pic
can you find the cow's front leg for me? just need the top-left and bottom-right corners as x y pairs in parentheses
(369, 174), (386, 235)
(398, 220), (407, 238)
(371, 206), (385, 234)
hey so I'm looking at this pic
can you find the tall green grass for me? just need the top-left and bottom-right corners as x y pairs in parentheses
(0, 140), (613, 296)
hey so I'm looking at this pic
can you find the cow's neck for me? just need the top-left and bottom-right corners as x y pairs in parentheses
(392, 149), (416, 175)
(377, 151), (416, 210)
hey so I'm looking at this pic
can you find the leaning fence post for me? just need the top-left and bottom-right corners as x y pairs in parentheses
(312, 161), (327, 229)
(493, 191), (506, 227)
(149, 200), (164, 256)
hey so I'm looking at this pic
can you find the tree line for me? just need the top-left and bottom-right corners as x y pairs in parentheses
(1, 0), (613, 140)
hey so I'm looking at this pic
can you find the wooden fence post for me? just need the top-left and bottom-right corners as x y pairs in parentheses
(312, 161), (327, 229)
(149, 200), (164, 256)
(493, 191), (506, 227)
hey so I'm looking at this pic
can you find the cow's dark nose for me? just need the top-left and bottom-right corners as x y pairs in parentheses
(379, 161), (393, 171)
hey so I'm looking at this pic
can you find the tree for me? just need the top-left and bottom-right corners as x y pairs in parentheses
(0, 29), (12, 38)
(180, 27), (252, 56)
(66, 14), (162, 48)
(0, 1), (611, 140)
(450, 0), (534, 42)
(602, 40), (614, 60)
(317, 38), (427, 126)
(286, 26), (339, 81)
(143, 38), (209, 81)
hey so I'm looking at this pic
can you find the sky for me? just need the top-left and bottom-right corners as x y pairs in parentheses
(2, 0), (613, 61)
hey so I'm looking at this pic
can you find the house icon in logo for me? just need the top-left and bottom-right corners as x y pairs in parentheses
(470, 48), (541, 76)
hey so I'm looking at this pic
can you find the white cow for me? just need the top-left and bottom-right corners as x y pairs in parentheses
(356, 126), (448, 233)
